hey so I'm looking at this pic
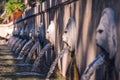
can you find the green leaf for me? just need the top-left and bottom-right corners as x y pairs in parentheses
(4, 0), (24, 17)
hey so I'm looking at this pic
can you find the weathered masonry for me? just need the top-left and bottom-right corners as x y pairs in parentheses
(3, 0), (120, 80)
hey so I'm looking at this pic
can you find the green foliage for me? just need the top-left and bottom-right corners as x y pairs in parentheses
(4, 0), (24, 17)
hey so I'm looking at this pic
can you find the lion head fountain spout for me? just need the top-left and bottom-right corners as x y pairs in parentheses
(96, 8), (117, 59)
(46, 21), (55, 47)
(37, 23), (45, 44)
(29, 28), (35, 41)
(81, 8), (117, 80)
(62, 17), (76, 52)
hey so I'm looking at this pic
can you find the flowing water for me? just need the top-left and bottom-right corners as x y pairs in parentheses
(0, 43), (70, 80)
(32, 43), (51, 72)
(0, 44), (44, 80)
(25, 41), (40, 63)
(46, 47), (68, 80)
(18, 40), (34, 58)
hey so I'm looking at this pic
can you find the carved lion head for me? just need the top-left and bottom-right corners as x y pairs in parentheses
(96, 8), (117, 59)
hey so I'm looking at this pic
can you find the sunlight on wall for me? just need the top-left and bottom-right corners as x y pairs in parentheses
(82, 0), (92, 57)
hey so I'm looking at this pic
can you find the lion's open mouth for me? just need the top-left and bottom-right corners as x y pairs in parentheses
(96, 43), (109, 58)
(63, 41), (72, 50)
(63, 41), (69, 47)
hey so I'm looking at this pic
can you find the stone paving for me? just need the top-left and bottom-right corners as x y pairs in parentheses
(0, 44), (42, 80)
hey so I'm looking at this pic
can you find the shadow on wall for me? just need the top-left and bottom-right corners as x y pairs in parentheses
(10, 0), (120, 80)
(75, 0), (120, 80)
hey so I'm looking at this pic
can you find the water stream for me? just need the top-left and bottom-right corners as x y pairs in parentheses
(17, 40), (34, 59)
(0, 44), (41, 80)
(32, 43), (51, 72)
(46, 47), (68, 80)
(25, 41), (41, 63)
(0, 43), (69, 79)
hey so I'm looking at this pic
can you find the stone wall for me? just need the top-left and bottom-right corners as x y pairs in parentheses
(5, 0), (120, 79)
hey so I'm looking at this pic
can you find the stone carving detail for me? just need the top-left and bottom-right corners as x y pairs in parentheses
(62, 17), (76, 52)
(46, 21), (55, 46)
(25, 23), (45, 63)
(32, 21), (55, 72)
(96, 8), (117, 59)
(37, 23), (46, 44)
(46, 17), (76, 79)
(17, 28), (35, 59)
(81, 8), (117, 80)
